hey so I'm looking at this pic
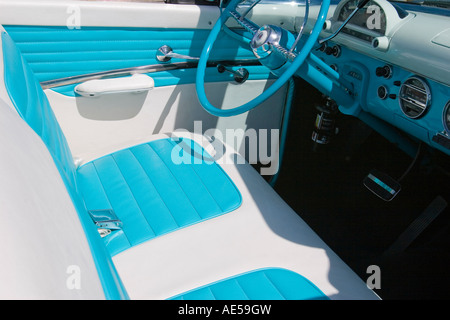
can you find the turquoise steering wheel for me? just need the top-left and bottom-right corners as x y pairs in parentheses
(196, 0), (331, 117)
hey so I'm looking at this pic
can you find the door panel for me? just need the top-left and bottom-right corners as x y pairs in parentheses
(1, 1), (290, 175)
(4, 25), (271, 87)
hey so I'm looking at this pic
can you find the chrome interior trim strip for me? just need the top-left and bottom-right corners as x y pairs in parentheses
(40, 59), (261, 90)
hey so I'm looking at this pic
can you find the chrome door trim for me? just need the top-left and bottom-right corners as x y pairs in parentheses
(40, 59), (261, 90)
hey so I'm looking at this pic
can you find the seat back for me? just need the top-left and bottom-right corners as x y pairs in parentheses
(1, 30), (128, 299)
(1, 31), (77, 189)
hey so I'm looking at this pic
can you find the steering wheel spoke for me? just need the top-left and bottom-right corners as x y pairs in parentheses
(228, 9), (260, 36)
(270, 43), (297, 63)
(196, 0), (331, 117)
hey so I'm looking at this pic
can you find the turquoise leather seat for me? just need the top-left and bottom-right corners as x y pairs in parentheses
(2, 32), (77, 190)
(77, 138), (242, 256)
(169, 268), (328, 300)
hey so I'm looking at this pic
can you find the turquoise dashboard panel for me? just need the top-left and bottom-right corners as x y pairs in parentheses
(313, 40), (450, 157)
(3, 26), (272, 96)
(77, 137), (242, 256)
(169, 268), (329, 300)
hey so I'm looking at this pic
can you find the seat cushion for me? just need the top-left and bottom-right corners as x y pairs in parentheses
(168, 268), (328, 300)
(77, 137), (242, 256)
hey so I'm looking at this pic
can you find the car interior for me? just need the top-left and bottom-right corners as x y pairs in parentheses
(0, 0), (449, 300)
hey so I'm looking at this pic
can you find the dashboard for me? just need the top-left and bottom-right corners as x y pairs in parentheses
(314, 0), (450, 156)
(232, 0), (448, 156)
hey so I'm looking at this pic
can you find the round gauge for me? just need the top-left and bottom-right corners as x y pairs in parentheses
(399, 77), (431, 119)
(444, 101), (450, 134)
(337, 0), (387, 36)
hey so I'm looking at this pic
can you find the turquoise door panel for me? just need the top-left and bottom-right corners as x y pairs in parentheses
(4, 26), (272, 96)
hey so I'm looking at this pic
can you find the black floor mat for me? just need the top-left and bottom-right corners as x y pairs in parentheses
(273, 79), (450, 300)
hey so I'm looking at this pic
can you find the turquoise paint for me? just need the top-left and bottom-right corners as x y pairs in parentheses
(314, 40), (450, 157)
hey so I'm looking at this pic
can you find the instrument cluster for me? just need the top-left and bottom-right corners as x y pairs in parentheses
(316, 0), (450, 156)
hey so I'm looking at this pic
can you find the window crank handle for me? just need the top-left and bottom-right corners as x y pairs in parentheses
(217, 64), (249, 84)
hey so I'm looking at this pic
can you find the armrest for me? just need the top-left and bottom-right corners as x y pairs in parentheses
(74, 74), (154, 97)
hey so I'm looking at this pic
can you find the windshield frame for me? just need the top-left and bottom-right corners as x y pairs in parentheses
(389, 0), (450, 12)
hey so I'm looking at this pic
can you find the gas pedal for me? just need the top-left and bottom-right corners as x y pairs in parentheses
(363, 169), (402, 202)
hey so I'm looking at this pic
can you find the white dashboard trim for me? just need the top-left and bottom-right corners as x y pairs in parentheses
(321, 0), (450, 86)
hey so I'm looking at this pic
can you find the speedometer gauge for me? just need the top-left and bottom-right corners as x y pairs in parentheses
(337, 0), (387, 36)
(444, 101), (450, 134)
(399, 77), (431, 119)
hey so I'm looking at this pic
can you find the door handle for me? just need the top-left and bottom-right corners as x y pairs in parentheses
(156, 45), (199, 62)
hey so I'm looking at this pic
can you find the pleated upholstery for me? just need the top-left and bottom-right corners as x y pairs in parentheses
(3, 26), (275, 96)
(1, 31), (78, 189)
(169, 268), (329, 300)
(3, 26), (255, 81)
(77, 138), (242, 256)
